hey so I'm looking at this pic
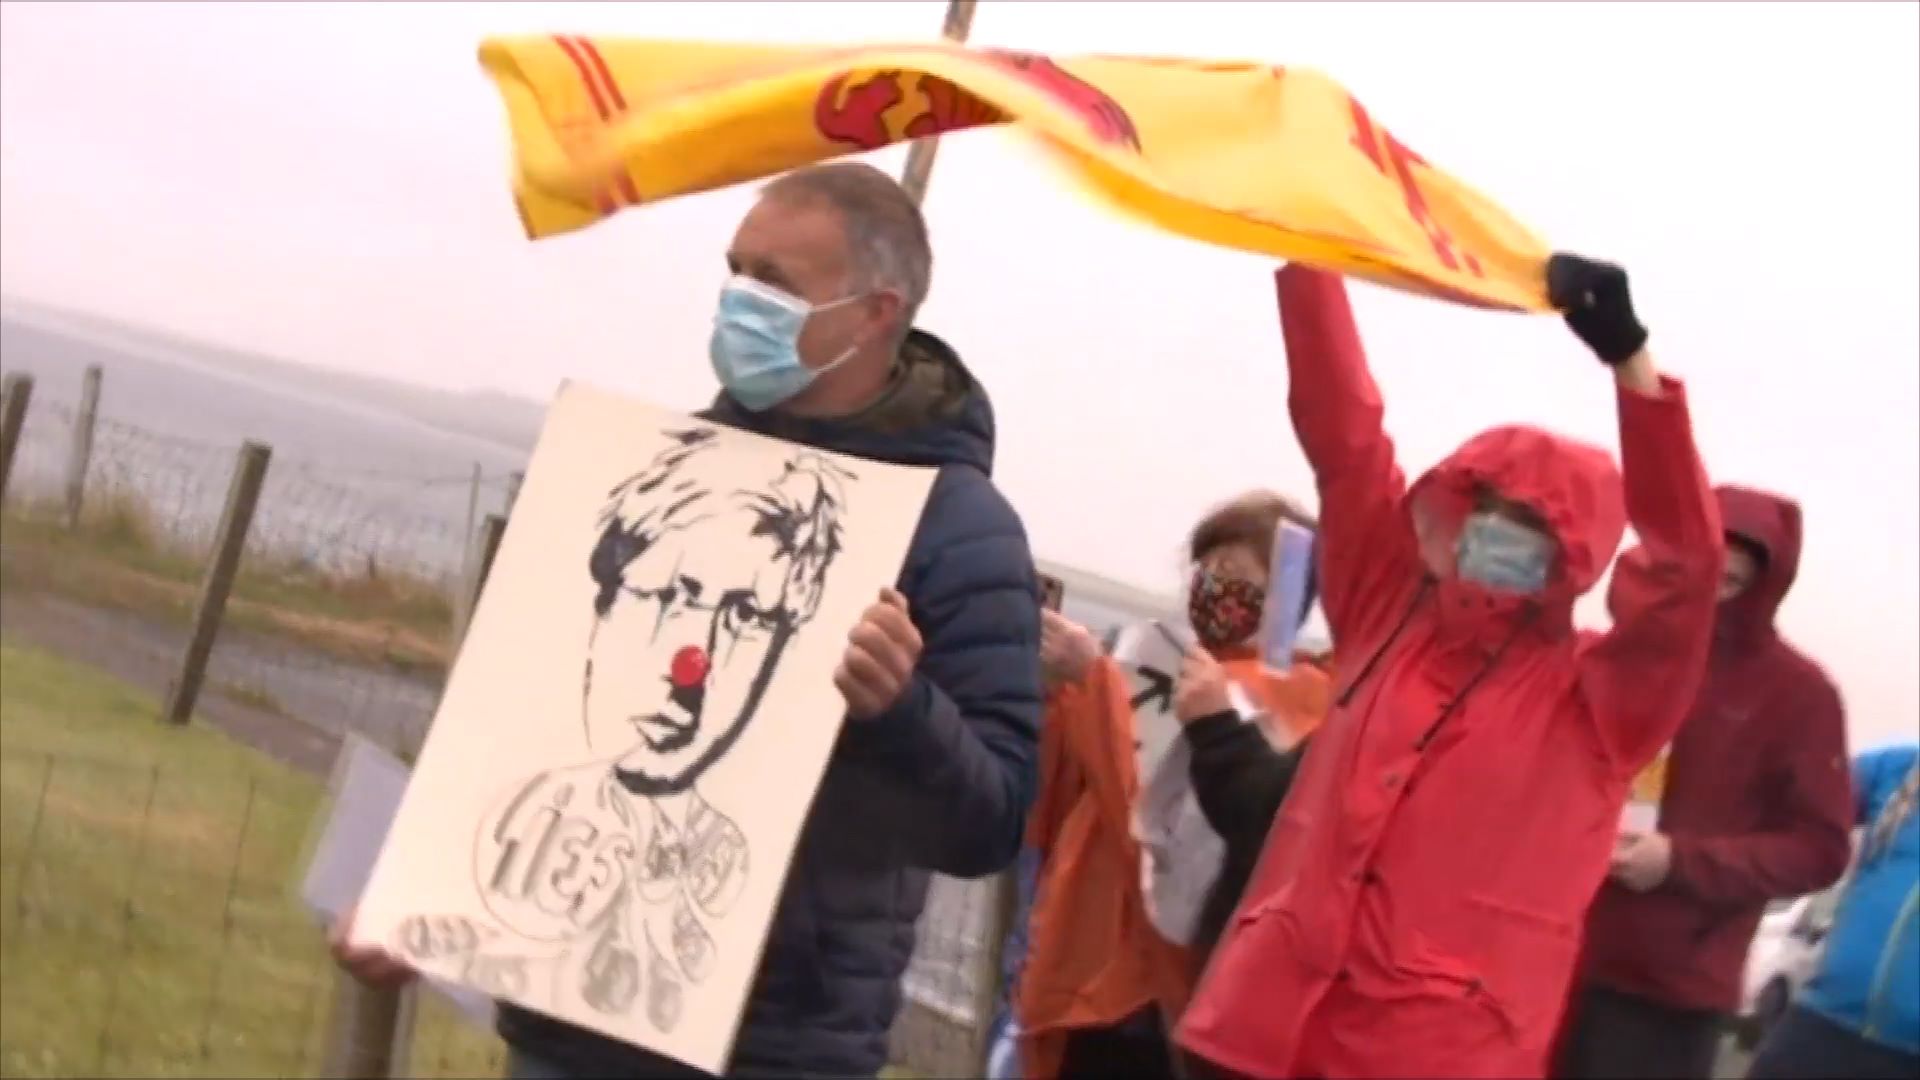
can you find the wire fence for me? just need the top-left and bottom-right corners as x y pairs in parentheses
(0, 748), (510, 1079)
(3, 391), (512, 762)
(0, 373), (1014, 1078)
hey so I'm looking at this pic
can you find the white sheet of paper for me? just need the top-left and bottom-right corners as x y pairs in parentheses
(1620, 801), (1660, 835)
(349, 384), (937, 1074)
(1110, 621), (1189, 781)
(1111, 621), (1260, 782)
(299, 734), (496, 1029)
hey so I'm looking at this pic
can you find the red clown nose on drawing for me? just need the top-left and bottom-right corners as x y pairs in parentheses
(670, 646), (710, 689)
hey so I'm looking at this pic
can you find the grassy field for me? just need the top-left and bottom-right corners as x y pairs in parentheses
(0, 498), (457, 679)
(0, 642), (502, 1079)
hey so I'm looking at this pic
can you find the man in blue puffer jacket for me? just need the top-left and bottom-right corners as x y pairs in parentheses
(334, 161), (1042, 1079)
(1750, 742), (1919, 1079)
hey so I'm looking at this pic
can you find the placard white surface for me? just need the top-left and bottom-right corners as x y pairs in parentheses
(299, 734), (496, 1028)
(1110, 621), (1192, 782)
(351, 384), (936, 1073)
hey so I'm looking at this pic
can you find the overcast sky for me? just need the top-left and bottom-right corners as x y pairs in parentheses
(2, 1), (1914, 748)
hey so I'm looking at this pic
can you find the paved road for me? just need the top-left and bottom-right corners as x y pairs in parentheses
(0, 588), (440, 776)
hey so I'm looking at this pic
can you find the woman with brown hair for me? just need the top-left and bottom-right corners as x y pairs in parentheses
(1014, 491), (1332, 1080)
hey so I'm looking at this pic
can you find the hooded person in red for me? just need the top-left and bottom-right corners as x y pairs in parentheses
(1175, 256), (1724, 1080)
(1553, 486), (1854, 1080)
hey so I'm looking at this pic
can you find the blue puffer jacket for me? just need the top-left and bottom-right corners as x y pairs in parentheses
(495, 329), (1044, 1078)
(1802, 744), (1919, 1055)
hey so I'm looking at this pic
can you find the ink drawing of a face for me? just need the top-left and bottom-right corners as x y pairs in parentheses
(583, 428), (850, 796)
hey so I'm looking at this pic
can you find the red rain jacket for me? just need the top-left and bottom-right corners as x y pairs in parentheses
(1575, 486), (1853, 1014)
(1176, 267), (1724, 1080)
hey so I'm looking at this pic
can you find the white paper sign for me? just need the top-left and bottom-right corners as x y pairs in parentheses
(1110, 621), (1191, 781)
(350, 384), (937, 1074)
(299, 734), (496, 1029)
(1110, 620), (1266, 783)
(1133, 736), (1225, 946)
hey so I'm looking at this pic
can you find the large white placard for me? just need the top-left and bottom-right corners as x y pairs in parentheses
(351, 383), (936, 1074)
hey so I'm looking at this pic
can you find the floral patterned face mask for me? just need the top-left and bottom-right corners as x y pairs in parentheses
(1188, 569), (1266, 651)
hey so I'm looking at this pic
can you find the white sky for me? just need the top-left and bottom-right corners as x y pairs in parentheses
(2, 1), (1915, 749)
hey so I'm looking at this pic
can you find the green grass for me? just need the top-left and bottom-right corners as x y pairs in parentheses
(0, 642), (504, 1078)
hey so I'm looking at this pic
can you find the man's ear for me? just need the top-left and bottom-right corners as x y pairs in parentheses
(864, 290), (906, 346)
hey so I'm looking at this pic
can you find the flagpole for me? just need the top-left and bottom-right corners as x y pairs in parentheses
(898, 0), (979, 206)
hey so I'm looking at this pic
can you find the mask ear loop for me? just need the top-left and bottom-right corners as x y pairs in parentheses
(800, 291), (880, 376)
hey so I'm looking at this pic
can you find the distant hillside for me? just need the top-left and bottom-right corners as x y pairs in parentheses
(0, 296), (546, 453)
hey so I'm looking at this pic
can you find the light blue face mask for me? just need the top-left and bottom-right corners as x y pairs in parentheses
(1456, 511), (1555, 595)
(708, 275), (860, 412)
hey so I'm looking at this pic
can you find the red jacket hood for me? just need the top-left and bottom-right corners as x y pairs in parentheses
(1609, 485), (1802, 650)
(1407, 424), (1627, 621)
(1714, 484), (1802, 645)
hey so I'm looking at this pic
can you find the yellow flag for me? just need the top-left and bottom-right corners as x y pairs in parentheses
(480, 37), (1552, 311)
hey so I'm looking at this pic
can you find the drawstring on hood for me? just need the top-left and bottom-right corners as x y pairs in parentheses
(1335, 424), (1626, 738)
(1332, 576), (1543, 753)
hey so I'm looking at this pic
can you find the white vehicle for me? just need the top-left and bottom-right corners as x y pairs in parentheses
(1737, 882), (1845, 1049)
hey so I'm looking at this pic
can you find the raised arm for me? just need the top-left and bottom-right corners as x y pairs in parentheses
(1275, 266), (1423, 647)
(1555, 255), (1726, 773)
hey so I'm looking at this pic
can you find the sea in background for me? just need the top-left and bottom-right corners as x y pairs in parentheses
(1, 307), (531, 582)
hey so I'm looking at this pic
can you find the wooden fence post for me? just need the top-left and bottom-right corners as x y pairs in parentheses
(454, 513), (508, 651)
(0, 372), (34, 509)
(320, 978), (407, 1080)
(162, 441), (271, 725)
(453, 462), (482, 624)
(322, 512), (508, 1080)
(63, 364), (103, 528)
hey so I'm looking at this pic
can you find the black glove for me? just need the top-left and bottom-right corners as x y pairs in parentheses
(1547, 253), (1648, 367)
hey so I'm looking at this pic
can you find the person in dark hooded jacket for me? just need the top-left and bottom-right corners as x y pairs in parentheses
(332, 162), (1042, 1080)
(1555, 485), (1854, 1080)
(1176, 257), (1725, 1080)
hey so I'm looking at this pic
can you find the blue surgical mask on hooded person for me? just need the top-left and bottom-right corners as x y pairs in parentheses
(1456, 511), (1555, 595)
(708, 275), (862, 412)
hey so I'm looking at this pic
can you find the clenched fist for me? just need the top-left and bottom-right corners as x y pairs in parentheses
(1174, 644), (1233, 724)
(1040, 610), (1101, 687)
(835, 588), (923, 720)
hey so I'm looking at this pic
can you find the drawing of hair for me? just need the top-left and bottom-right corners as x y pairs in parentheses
(580, 427), (856, 797)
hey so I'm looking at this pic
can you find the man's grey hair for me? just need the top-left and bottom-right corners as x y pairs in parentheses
(762, 162), (933, 345)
